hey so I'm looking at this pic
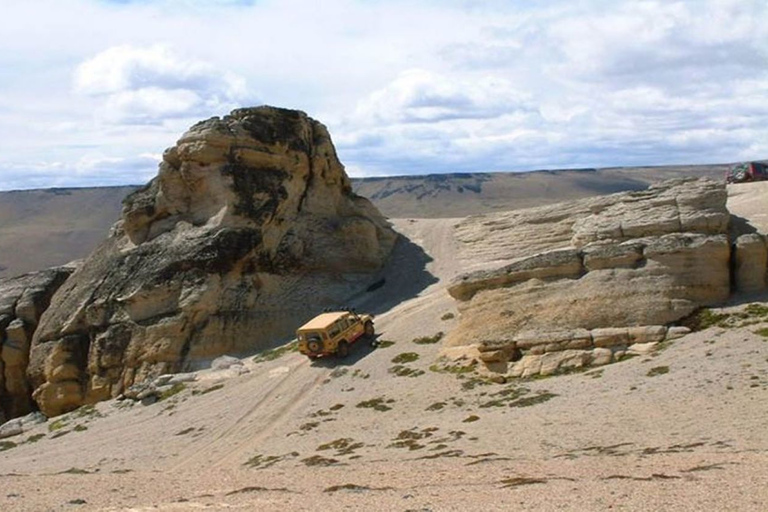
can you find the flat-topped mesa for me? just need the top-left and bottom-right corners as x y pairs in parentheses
(27, 106), (397, 417)
(446, 178), (765, 377)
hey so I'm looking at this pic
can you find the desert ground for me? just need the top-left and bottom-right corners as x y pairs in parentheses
(0, 182), (767, 511)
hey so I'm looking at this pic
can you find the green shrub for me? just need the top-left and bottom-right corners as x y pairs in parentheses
(391, 352), (419, 364)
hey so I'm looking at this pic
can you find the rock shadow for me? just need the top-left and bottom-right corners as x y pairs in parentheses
(345, 232), (438, 317)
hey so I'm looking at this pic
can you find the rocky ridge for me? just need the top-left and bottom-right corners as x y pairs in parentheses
(445, 178), (767, 376)
(21, 106), (396, 417)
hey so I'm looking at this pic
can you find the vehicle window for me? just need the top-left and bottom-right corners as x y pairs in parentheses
(328, 322), (341, 338)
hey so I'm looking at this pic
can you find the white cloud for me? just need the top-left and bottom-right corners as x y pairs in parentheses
(353, 69), (534, 125)
(73, 44), (252, 123)
(1, 0), (767, 189)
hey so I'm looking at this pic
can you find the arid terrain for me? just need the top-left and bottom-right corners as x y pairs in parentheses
(0, 164), (728, 280)
(0, 181), (766, 511)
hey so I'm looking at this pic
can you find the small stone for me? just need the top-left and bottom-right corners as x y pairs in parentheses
(666, 326), (691, 340)
(211, 356), (243, 371)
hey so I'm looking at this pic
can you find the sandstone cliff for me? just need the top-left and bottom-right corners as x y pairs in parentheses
(27, 106), (397, 417)
(0, 266), (74, 422)
(446, 178), (767, 376)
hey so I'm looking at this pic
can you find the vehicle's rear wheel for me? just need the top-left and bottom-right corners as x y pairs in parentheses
(364, 321), (375, 338)
(308, 340), (322, 353)
(336, 340), (349, 359)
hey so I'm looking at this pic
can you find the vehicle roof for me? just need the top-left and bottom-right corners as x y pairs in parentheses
(297, 311), (351, 331)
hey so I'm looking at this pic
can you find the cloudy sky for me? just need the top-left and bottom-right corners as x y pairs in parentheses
(1, 0), (766, 190)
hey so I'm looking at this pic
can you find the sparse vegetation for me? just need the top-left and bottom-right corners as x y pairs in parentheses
(463, 415), (480, 423)
(755, 328), (768, 338)
(441, 313), (455, 321)
(0, 441), (17, 451)
(48, 419), (68, 432)
(72, 404), (104, 419)
(193, 383), (225, 396)
(391, 352), (420, 364)
(176, 427), (196, 436)
(685, 304), (768, 331)
(479, 386), (558, 408)
(500, 477), (547, 488)
(375, 340), (396, 349)
(324, 483), (391, 493)
(510, 392), (558, 408)
(430, 359), (476, 376)
(59, 467), (90, 475)
(159, 383), (186, 401)
(26, 433), (45, 443)
(330, 368), (349, 378)
(245, 452), (299, 469)
(253, 340), (299, 363)
(412, 332), (444, 345)
(301, 455), (339, 467)
(73, 424), (88, 432)
(356, 397), (395, 412)
(426, 402), (446, 411)
(388, 429), (435, 451)
(329, 403), (344, 411)
(745, 303), (768, 317)
(389, 365), (425, 378)
(647, 366), (670, 377)
(317, 438), (364, 455)
(460, 377), (492, 390)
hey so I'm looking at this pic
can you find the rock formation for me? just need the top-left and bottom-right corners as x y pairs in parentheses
(0, 266), (74, 422)
(446, 178), (767, 376)
(26, 106), (397, 417)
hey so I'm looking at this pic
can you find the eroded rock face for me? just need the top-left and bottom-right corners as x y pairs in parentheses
(0, 266), (74, 420)
(446, 178), (738, 375)
(29, 106), (397, 417)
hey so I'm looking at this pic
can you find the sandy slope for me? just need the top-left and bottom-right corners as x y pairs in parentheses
(1, 189), (767, 511)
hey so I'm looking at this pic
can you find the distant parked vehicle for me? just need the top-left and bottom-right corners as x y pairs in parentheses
(296, 310), (375, 359)
(726, 162), (768, 184)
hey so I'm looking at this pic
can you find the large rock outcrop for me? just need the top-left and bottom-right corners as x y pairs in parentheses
(446, 178), (764, 376)
(0, 266), (74, 422)
(27, 106), (397, 417)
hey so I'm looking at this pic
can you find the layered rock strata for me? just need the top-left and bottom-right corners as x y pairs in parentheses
(447, 178), (765, 376)
(27, 106), (397, 417)
(0, 266), (74, 421)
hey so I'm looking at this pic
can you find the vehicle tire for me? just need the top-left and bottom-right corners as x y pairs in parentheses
(364, 321), (375, 338)
(336, 341), (349, 359)
(308, 340), (322, 353)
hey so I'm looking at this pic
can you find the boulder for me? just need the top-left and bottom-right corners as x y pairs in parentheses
(211, 355), (244, 371)
(28, 107), (397, 417)
(733, 234), (767, 293)
(447, 179), (732, 351)
(666, 326), (691, 340)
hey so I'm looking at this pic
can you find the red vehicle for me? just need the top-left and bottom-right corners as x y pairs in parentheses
(726, 162), (768, 184)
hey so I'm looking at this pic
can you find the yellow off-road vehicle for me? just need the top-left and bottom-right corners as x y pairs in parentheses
(297, 310), (375, 359)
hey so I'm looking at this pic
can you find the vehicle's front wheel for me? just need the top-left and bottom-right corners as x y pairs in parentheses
(364, 321), (375, 338)
(336, 341), (349, 359)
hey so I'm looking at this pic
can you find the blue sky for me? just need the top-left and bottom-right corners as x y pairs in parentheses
(1, 0), (767, 190)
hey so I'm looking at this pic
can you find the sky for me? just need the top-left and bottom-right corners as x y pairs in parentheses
(1, 0), (767, 190)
